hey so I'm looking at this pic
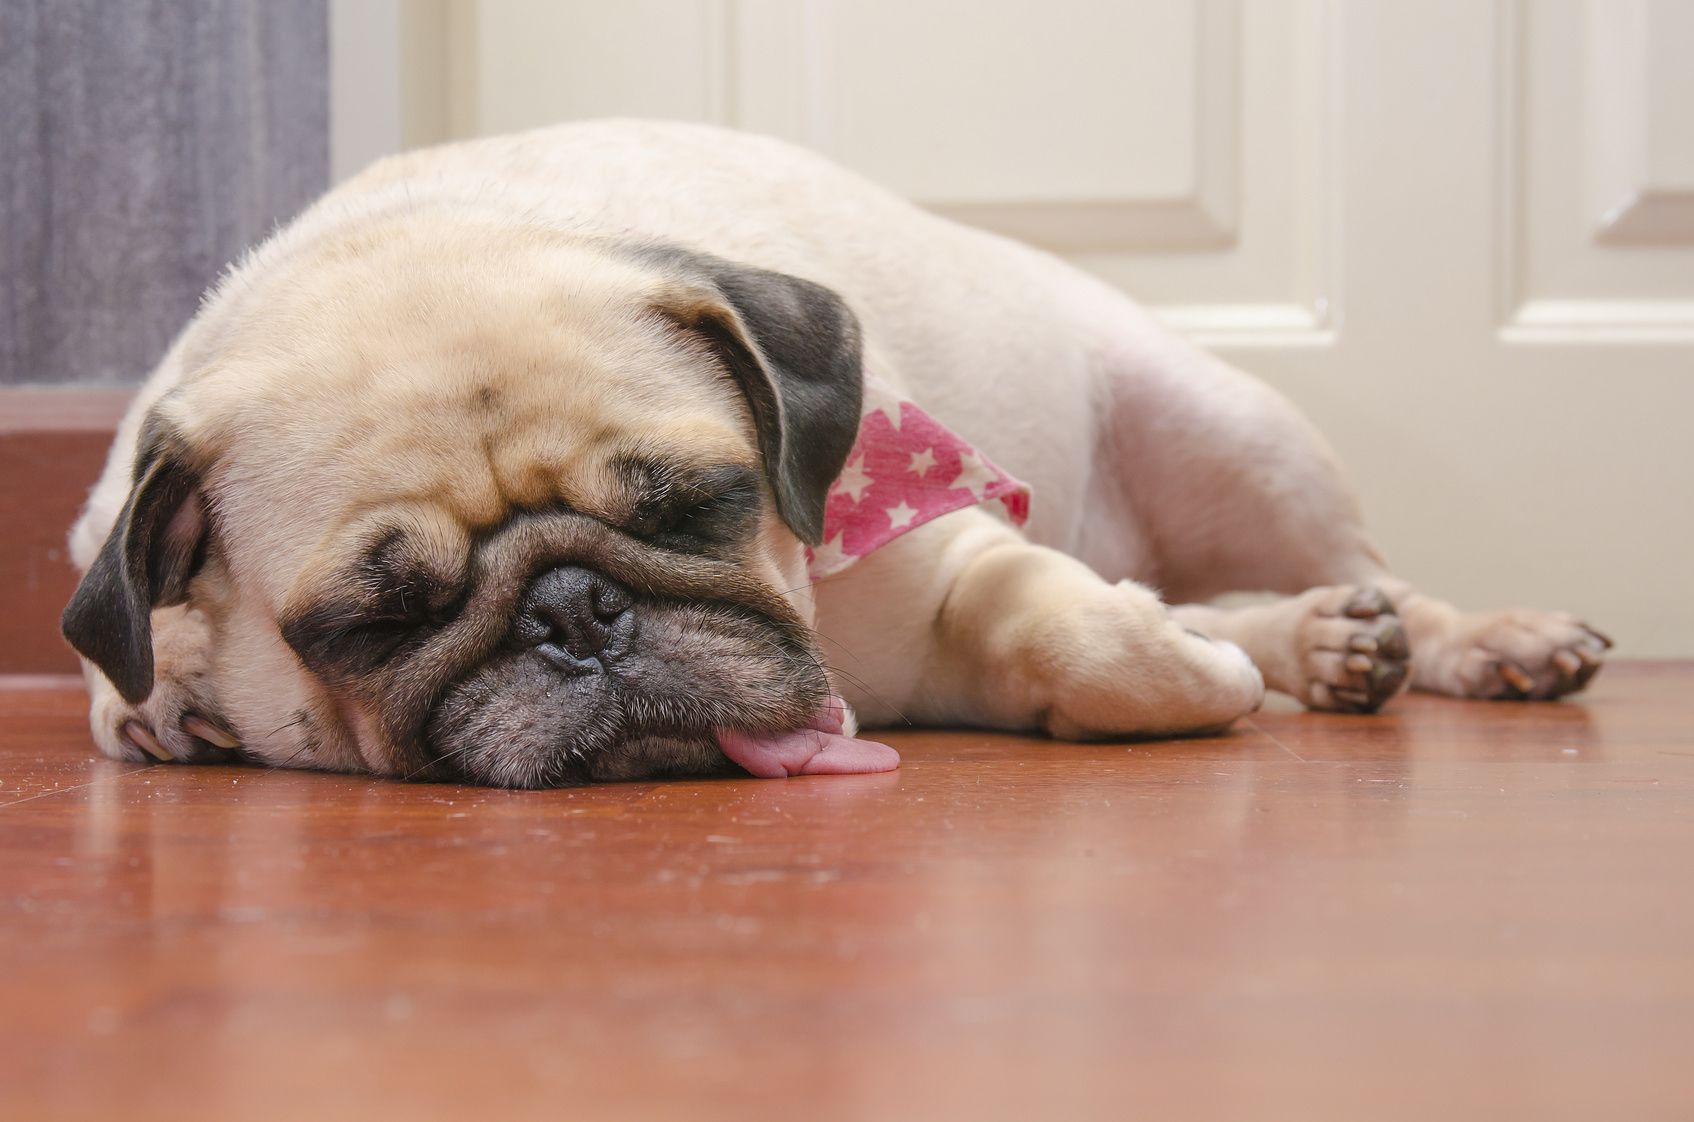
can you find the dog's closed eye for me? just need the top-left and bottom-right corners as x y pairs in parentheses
(619, 460), (762, 551)
(361, 530), (467, 622)
(280, 529), (467, 676)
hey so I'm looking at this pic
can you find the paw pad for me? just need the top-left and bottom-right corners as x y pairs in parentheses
(1306, 586), (1411, 714)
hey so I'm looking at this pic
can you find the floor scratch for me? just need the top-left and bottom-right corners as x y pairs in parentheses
(1245, 717), (1307, 763)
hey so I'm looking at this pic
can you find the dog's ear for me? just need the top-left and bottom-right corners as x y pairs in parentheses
(644, 247), (863, 544)
(62, 417), (207, 704)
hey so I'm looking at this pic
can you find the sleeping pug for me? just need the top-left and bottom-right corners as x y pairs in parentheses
(62, 120), (1611, 786)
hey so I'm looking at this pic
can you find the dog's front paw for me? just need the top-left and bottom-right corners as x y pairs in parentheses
(1079, 623), (1265, 738)
(82, 605), (241, 764)
(87, 672), (242, 765)
(1436, 610), (1610, 701)
(1189, 631), (1268, 723)
(1289, 585), (1411, 713)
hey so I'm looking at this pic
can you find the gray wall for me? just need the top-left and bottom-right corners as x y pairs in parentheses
(1, 0), (328, 387)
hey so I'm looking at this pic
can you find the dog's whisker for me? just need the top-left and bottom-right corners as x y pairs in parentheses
(267, 711), (308, 739)
(271, 738), (318, 769)
(403, 740), (483, 782)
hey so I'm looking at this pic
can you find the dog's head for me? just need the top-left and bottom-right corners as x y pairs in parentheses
(62, 214), (868, 785)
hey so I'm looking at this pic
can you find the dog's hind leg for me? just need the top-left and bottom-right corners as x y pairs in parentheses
(1081, 334), (1387, 602)
(1089, 336), (1608, 708)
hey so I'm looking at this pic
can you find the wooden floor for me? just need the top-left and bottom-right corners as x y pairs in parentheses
(2, 664), (1691, 1122)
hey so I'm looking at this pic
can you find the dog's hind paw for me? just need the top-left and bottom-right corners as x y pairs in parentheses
(1291, 585), (1412, 713)
(1430, 610), (1610, 701)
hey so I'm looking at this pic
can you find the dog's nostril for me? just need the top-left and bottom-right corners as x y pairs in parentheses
(516, 566), (634, 666)
(591, 582), (631, 621)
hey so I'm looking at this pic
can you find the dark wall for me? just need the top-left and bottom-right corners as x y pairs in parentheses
(0, 0), (328, 387)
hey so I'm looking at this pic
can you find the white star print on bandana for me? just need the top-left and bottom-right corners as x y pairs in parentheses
(805, 376), (1032, 579)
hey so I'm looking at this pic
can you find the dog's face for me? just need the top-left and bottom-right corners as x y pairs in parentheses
(62, 215), (864, 785)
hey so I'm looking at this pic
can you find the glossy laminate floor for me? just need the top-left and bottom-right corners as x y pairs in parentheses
(2, 664), (1691, 1121)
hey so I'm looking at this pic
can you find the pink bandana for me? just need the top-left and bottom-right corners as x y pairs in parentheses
(806, 378), (1031, 578)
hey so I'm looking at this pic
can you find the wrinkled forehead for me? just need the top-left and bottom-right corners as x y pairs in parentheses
(221, 385), (749, 523)
(205, 401), (755, 600)
(162, 245), (761, 591)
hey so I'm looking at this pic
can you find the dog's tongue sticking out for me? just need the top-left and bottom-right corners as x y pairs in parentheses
(714, 697), (900, 777)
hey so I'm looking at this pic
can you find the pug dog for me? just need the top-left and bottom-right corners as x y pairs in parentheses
(62, 120), (1611, 787)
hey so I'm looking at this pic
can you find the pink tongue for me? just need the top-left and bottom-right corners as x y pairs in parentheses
(714, 698), (900, 778)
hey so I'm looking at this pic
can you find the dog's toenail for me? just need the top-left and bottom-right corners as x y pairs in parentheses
(1498, 661), (1536, 694)
(123, 721), (171, 761)
(182, 715), (239, 749)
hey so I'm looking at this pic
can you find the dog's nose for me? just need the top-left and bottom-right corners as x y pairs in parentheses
(516, 566), (635, 672)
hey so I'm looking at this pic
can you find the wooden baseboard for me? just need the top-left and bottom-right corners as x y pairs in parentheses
(0, 388), (131, 675)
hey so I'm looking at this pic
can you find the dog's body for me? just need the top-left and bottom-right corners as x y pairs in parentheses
(66, 120), (1609, 784)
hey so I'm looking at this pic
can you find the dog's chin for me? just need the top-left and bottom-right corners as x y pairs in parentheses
(442, 725), (736, 788)
(418, 603), (829, 788)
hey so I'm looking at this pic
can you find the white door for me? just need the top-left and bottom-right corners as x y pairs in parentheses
(333, 0), (1694, 654)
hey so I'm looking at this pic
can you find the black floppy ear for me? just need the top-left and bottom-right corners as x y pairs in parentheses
(643, 247), (864, 544)
(61, 422), (207, 704)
